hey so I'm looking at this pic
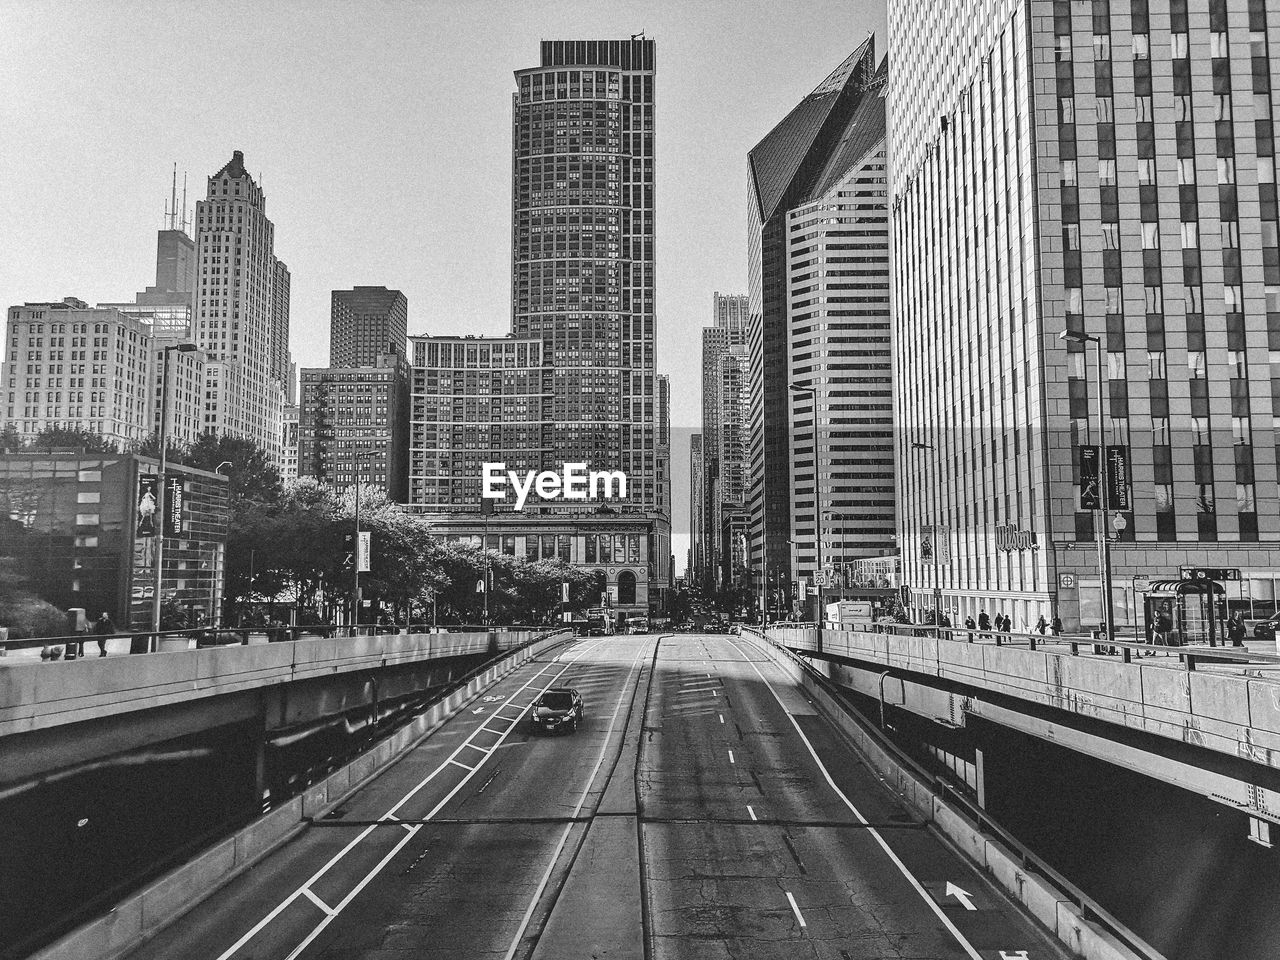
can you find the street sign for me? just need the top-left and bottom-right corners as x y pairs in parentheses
(1133, 577), (1151, 593)
(1181, 567), (1240, 582)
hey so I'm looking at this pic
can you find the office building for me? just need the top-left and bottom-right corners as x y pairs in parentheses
(890, 0), (1280, 630)
(0, 452), (229, 629)
(746, 39), (884, 601)
(3, 299), (153, 450)
(191, 150), (291, 461)
(512, 38), (660, 512)
(331, 287), (408, 369)
(690, 432), (705, 585)
(785, 59), (896, 594)
(281, 404), (299, 483)
(699, 293), (749, 591)
(298, 353), (410, 502)
(407, 334), (550, 511)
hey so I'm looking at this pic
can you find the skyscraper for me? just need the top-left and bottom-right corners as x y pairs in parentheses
(511, 38), (659, 512)
(785, 59), (895, 593)
(746, 39), (883, 601)
(700, 293), (750, 590)
(330, 287), (408, 369)
(690, 432), (705, 584)
(191, 150), (291, 461)
(890, 0), (1280, 631)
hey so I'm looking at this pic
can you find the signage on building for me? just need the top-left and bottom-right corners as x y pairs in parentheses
(1079, 445), (1129, 510)
(164, 475), (186, 536)
(1058, 573), (1076, 589)
(920, 524), (950, 564)
(994, 524), (1040, 552)
(136, 476), (159, 537)
(1181, 567), (1240, 582)
(1106, 445), (1130, 510)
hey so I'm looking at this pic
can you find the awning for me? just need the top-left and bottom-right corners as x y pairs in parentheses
(1143, 579), (1226, 597)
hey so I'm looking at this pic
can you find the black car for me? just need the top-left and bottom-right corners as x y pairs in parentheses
(530, 687), (585, 734)
(1254, 613), (1280, 642)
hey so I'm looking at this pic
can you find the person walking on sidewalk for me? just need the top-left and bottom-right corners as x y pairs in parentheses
(92, 611), (116, 657)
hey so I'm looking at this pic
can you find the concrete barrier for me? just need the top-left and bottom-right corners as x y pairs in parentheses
(28, 630), (573, 960)
(741, 629), (1148, 960)
(0, 629), (543, 738)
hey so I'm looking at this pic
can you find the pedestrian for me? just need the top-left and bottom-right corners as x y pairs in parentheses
(964, 614), (976, 642)
(997, 612), (1010, 632)
(1035, 615), (1047, 635)
(1051, 616), (1063, 637)
(977, 611), (991, 633)
(1228, 614), (1247, 648)
(92, 611), (116, 658)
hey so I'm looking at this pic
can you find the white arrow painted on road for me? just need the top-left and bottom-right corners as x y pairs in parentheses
(472, 708), (487, 714)
(945, 882), (976, 910)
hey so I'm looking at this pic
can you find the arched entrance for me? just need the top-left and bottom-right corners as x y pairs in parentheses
(617, 570), (637, 605)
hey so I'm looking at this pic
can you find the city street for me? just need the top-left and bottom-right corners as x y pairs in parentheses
(122, 634), (1065, 960)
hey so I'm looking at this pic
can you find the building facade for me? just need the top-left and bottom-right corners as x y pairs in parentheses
(191, 151), (291, 461)
(746, 39), (884, 605)
(890, 0), (1280, 630)
(3, 299), (154, 450)
(689, 432), (705, 585)
(281, 404), (299, 482)
(331, 287), (408, 369)
(511, 38), (660, 512)
(0, 453), (228, 629)
(700, 292), (749, 591)
(786, 64), (896, 594)
(298, 354), (410, 501)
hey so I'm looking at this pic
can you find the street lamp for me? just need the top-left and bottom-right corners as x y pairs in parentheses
(215, 460), (233, 474)
(152, 343), (198, 644)
(911, 441), (943, 626)
(789, 383), (824, 622)
(1060, 329), (1115, 640)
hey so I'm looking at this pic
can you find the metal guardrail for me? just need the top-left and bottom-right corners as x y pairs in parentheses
(818, 620), (1280, 672)
(743, 626), (1166, 960)
(0, 623), (550, 658)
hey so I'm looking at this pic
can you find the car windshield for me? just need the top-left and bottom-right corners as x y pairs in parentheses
(540, 691), (574, 711)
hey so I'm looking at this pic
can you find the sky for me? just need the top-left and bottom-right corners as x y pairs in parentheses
(0, 0), (888, 573)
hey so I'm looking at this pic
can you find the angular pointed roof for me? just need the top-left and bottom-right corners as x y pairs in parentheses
(748, 37), (875, 223)
(212, 150), (249, 181)
(806, 59), (888, 202)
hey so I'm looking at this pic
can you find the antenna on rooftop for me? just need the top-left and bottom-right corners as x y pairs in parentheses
(181, 172), (189, 233)
(168, 163), (178, 230)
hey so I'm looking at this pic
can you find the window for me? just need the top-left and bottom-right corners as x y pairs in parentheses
(1251, 32), (1269, 58)
(1184, 286), (1203, 313)
(1191, 416), (1210, 444)
(1176, 95), (1194, 122)
(1065, 288), (1083, 314)
(1218, 157), (1237, 184)
(1099, 159), (1117, 185)
(1059, 98), (1076, 124)
(1093, 34), (1111, 60)
(1062, 160), (1078, 187)
(1260, 157), (1277, 185)
(1225, 285), (1244, 312)
(1171, 33), (1189, 58)
(1138, 158), (1157, 184)
(1056, 36), (1072, 60)
(1148, 351), (1167, 379)
(1145, 286), (1163, 313)
(1151, 416), (1170, 444)
(1067, 352), (1086, 379)
(1064, 224), (1081, 250)
(1222, 220), (1240, 248)
(1132, 34), (1149, 59)
(1142, 222), (1160, 248)
(1181, 222), (1199, 248)
(1188, 351), (1207, 379)
(1178, 158), (1196, 185)
(1096, 98), (1114, 123)
(1228, 350), (1247, 378)
(1104, 286), (1123, 313)
(1196, 485), (1215, 514)
(1238, 483), (1257, 513)
(1107, 352), (1127, 379)
(1154, 484), (1174, 511)
(1233, 417), (1251, 445)
(1102, 222), (1121, 249)
(1210, 32), (1229, 58)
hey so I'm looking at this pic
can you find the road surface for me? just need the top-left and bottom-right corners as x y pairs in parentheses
(121, 633), (1067, 959)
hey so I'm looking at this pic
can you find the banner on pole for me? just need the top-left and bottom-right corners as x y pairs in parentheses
(357, 531), (371, 572)
(136, 476), (159, 537)
(1080, 445), (1101, 509)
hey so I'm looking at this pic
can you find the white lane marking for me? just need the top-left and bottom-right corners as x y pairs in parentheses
(726, 636), (985, 960)
(301, 887), (335, 916)
(448, 759), (475, 772)
(500, 641), (652, 960)
(946, 881), (977, 910)
(747, 805), (758, 821)
(213, 638), (606, 960)
(462, 741), (489, 753)
(785, 890), (807, 929)
(728, 750), (736, 764)
(718, 713), (724, 724)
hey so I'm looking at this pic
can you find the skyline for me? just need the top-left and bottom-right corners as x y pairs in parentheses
(0, 0), (887, 430)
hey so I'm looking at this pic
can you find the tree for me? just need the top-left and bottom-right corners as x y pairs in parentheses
(184, 434), (282, 505)
(0, 557), (68, 638)
(0, 423), (23, 452)
(129, 431), (190, 464)
(30, 425), (116, 454)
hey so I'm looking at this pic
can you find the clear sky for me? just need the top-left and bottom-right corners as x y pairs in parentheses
(1, 0), (888, 574)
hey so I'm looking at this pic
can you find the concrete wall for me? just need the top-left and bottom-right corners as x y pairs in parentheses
(769, 624), (1280, 775)
(29, 630), (573, 960)
(0, 630), (539, 738)
(744, 629), (1143, 960)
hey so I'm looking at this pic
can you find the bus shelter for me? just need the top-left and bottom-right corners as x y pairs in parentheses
(1142, 580), (1226, 647)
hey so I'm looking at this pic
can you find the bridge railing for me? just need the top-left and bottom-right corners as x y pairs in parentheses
(0, 623), (556, 660)
(812, 619), (1280, 672)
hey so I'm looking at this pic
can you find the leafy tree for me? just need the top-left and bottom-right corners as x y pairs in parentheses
(129, 431), (190, 464)
(0, 423), (23, 452)
(185, 433), (282, 505)
(30, 425), (116, 454)
(0, 557), (68, 638)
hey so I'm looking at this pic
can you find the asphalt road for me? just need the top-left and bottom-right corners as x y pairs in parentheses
(121, 634), (1068, 960)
